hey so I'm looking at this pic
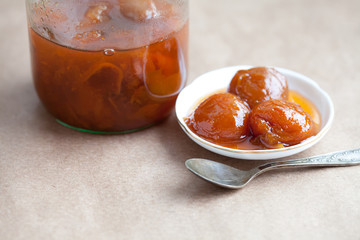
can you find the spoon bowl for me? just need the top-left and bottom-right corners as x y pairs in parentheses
(185, 158), (255, 189)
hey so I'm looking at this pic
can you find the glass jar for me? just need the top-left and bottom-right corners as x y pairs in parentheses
(26, 0), (188, 133)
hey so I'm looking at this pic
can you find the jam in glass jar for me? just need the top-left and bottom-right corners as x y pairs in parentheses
(26, 0), (188, 133)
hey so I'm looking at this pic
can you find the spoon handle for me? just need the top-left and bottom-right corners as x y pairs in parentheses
(257, 148), (360, 172)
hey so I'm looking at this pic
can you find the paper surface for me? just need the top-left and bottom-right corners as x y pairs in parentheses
(1, 0), (360, 239)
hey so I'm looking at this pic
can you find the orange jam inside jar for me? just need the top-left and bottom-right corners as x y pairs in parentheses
(26, 0), (188, 133)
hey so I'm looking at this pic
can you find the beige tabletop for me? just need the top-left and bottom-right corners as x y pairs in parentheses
(1, 0), (360, 239)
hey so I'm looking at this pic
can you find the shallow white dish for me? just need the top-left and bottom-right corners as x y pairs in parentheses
(175, 65), (334, 160)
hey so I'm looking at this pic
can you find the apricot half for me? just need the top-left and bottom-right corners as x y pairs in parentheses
(249, 99), (318, 147)
(228, 67), (288, 109)
(185, 93), (250, 143)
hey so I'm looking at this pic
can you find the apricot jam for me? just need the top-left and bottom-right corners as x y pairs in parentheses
(185, 67), (320, 150)
(228, 67), (288, 109)
(186, 90), (320, 150)
(27, 0), (188, 133)
(185, 93), (250, 144)
(250, 98), (318, 148)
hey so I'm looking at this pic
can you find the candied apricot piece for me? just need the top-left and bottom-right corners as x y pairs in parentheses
(185, 93), (251, 143)
(144, 38), (184, 97)
(119, 0), (159, 22)
(85, 3), (112, 24)
(86, 63), (123, 95)
(228, 67), (288, 109)
(249, 99), (318, 148)
(73, 30), (104, 43)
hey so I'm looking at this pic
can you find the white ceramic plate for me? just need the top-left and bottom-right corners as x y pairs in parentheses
(175, 65), (334, 160)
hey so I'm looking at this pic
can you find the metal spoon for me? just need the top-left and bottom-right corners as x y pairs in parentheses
(185, 148), (360, 189)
